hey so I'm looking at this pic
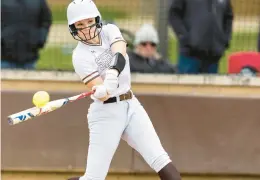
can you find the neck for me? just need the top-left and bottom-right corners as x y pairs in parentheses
(87, 35), (100, 44)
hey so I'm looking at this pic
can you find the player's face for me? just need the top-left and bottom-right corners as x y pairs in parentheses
(136, 42), (157, 58)
(74, 18), (98, 41)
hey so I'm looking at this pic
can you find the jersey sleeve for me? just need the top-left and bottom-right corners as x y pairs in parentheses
(105, 24), (126, 46)
(72, 52), (99, 85)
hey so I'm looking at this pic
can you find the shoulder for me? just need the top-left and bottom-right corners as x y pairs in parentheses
(103, 23), (120, 30)
(102, 23), (121, 33)
(73, 43), (90, 56)
(72, 43), (92, 63)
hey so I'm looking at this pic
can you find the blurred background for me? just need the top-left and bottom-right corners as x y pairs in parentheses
(1, 0), (260, 180)
(27, 0), (259, 73)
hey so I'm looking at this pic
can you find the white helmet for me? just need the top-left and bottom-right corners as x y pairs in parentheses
(67, 0), (102, 41)
(134, 24), (159, 46)
(67, 0), (101, 25)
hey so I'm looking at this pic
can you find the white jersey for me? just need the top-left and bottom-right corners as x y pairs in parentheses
(72, 24), (131, 100)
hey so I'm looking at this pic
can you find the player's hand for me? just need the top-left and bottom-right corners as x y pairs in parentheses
(104, 69), (119, 95)
(92, 85), (108, 99)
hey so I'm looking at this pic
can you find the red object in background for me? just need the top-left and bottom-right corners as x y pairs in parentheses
(228, 52), (260, 74)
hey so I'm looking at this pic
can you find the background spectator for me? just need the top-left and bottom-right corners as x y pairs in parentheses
(1, 0), (52, 70)
(168, 0), (234, 74)
(128, 24), (176, 74)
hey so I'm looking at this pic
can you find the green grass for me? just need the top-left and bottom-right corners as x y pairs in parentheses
(45, 1), (258, 73)
(37, 32), (258, 73)
(168, 32), (258, 74)
(37, 45), (74, 71)
(51, 5), (128, 23)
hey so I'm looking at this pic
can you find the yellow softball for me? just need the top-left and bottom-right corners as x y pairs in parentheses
(32, 91), (50, 108)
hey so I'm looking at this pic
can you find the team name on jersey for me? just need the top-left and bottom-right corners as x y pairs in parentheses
(94, 49), (114, 72)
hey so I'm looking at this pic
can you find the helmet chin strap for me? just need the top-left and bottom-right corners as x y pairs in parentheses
(84, 34), (100, 45)
(80, 25), (102, 45)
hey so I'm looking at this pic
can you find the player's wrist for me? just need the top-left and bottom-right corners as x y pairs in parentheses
(104, 70), (119, 95)
(106, 69), (119, 77)
(97, 85), (110, 101)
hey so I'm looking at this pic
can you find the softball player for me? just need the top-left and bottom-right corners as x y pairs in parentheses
(67, 1), (181, 180)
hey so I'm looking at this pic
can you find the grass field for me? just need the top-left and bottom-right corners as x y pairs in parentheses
(40, 0), (259, 73)
(52, 6), (128, 23)
(47, 0), (260, 19)
(50, 3), (129, 24)
(37, 32), (258, 73)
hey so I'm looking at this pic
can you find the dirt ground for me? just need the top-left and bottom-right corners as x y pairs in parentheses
(2, 172), (260, 180)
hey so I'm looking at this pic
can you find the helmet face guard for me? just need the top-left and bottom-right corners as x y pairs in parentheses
(69, 16), (102, 42)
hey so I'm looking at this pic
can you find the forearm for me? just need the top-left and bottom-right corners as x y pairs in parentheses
(109, 41), (127, 76)
(224, 0), (234, 42)
(168, 0), (188, 39)
(38, 0), (52, 46)
(169, 15), (187, 39)
(225, 18), (233, 39)
(40, 0), (52, 28)
(38, 28), (50, 47)
(224, 21), (233, 44)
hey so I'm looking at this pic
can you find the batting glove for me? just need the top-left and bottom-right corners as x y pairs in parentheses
(92, 85), (108, 99)
(104, 69), (119, 95)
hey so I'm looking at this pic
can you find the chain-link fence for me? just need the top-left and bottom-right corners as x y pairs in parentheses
(39, 0), (259, 73)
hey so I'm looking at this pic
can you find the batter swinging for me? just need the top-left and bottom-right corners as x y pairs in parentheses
(67, 1), (181, 180)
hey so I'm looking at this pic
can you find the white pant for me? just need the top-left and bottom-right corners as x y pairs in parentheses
(80, 96), (171, 180)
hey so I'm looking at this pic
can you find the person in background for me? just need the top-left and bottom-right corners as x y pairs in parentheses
(1, 0), (52, 69)
(168, 0), (233, 74)
(128, 24), (176, 74)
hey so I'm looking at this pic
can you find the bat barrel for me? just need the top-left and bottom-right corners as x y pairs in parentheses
(7, 91), (93, 126)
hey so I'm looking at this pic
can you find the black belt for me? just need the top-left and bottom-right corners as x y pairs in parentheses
(103, 90), (132, 104)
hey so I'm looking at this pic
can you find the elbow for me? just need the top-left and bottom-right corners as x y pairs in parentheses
(111, 41), (127, 57)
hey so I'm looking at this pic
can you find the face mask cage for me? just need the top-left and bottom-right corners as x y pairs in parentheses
(69, 16), (102, 42)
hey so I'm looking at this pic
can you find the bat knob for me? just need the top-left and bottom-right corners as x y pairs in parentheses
(8, 117), (14, 125)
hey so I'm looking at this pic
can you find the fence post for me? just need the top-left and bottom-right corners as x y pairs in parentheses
(156, 0), (170, 60)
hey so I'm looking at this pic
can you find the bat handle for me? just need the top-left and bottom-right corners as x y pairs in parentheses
(8, 117), (14, 125)
(83, 91), (94, 97)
